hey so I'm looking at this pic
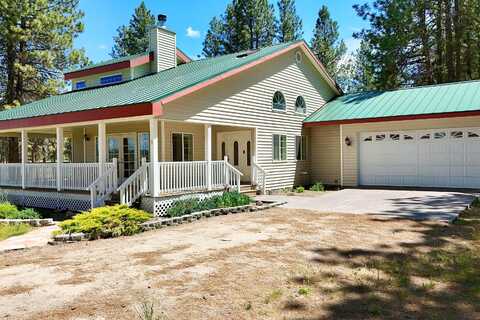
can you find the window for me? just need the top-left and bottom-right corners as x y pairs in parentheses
(221, 142), (226, 159)
(363, 136), (373, 142)
(273, 134), (287, 161)
(272, 91), (286, 111)
(247, 141), (251, 166)
(375, 134), (386, 141)
(295, 96), (306, 114)
(420, 133), (431, 140)
(296, 136), (307, 160)
(138, 133), (150, 162)
(233, 141), (239, 165)
(451, 131), (463, 139)
(404, 134), (414, 140)
(434, 132), (446, 139)
(389, 134), (400, 141)
(468, 131), (479, 138)
(75, 81), (86, 90)
(100, 74), (123, 85)
(172, 133), (193, 161)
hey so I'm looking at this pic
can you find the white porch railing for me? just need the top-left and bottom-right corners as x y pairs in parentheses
(117, 159), (243, 205)
(0, 164), (22, 188)
(89, 160), (118, 208)
(117, 158), (149, 206)
(0, 162), (115, 192)
(252, 157), (266, 194)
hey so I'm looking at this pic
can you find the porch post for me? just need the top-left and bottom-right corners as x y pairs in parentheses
(98, 122), (106, 177)
(149, 118), (160, 197)
(160, 120), (166, 162)
(56, 127), (64, 191)
(21, 129), (27, 189)
(205, 124), (212, 190)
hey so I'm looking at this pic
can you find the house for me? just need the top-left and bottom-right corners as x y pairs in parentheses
(0, 15), (479, 216)
(0, 16), (339, 215)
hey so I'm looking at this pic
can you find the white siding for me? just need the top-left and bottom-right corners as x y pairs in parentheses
(149, 27), (176, 72)
(161, 49), (337, 190)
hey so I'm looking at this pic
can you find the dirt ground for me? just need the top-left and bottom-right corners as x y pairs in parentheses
(0, 207), (478, 320)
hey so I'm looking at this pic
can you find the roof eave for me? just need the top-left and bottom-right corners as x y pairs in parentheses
(303, 109), (480, 127)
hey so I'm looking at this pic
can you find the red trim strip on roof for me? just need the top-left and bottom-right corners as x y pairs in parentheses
(303, 110), (480, 127)
(0, 103), (157, 130)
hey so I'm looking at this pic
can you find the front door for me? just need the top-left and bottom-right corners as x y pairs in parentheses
(217, 131), (252, 182)
(107, 134), (137, 182)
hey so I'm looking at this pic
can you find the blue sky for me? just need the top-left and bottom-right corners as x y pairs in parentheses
(76, 0), (367, 63)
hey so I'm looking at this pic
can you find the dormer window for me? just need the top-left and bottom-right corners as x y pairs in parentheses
(75, 81), (86, 90)
(100, 74), (123, 85)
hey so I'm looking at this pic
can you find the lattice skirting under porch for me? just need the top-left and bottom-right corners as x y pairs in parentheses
(2, 189), (91, 212)
(141, 190), (224, 217)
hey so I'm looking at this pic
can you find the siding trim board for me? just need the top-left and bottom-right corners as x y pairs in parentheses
(304, 109), (480, 127)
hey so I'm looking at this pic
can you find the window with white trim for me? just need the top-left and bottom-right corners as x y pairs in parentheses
(295, 96), (306, 114)
(138, 132), (150, 162)
(273, 134), (287, 161)
(172, 133), (193, 162)
(272, 91), (286, 111)
(296, 136), (307, 160)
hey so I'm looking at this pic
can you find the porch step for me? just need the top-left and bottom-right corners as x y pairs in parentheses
(240, 185), (258, 196)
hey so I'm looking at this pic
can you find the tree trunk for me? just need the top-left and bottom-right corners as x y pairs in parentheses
(418, 0), (433, 83)
(453, 0), (463, 80)
(445, 0), (455, 81)
(5, 41), (16, 106)
(435, 0), (444, 83)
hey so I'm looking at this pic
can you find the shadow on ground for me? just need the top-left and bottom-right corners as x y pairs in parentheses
(289, 205), (480, 320)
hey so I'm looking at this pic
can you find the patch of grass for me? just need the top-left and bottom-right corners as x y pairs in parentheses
(264, 289), (283, 304)
(297, 287), (311, 296)
(135, 299), (168, 320)
(0, 223), (31, 241)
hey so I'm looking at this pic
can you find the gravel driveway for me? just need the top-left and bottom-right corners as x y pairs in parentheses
(257, 188), (476, 221)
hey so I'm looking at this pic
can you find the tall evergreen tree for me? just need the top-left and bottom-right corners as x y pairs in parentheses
(353, 0), (480, 90)
(0, 0), (88, 108)
(310, 6), (347, 78)
(203, 0), (277, 57)
(111, 1), (156, 58)
(277, 0), (303, 42)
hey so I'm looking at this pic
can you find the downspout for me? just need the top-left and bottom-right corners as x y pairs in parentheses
(340, 124), (343, 188)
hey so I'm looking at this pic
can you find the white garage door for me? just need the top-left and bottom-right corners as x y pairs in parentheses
(359, 127), (480, 189)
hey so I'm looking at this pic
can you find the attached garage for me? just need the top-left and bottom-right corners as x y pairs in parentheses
(359, 128), (480, 188)
(304, 80), (480, 190)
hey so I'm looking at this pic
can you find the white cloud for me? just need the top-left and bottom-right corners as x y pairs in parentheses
(186, 26), (201, 38)
(98, 44), (108, 50)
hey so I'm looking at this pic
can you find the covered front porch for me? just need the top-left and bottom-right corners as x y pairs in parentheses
(0, 116), (266, 212)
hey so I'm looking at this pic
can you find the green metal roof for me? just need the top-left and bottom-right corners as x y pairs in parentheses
(304, 80), (480, 123)
(0, 41), (299, 122)
(65, 52), (150, 73)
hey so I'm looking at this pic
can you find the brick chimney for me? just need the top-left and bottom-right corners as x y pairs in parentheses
(149, 14), (177, 73)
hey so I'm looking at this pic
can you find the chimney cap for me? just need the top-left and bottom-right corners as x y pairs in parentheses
(157, 14), (167, 27)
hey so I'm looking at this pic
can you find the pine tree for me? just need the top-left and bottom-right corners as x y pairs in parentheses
(203, 0), (277, 57)
(310, 5), (347, 78)
(111, 1), (156, 58)
(0, 0), (89, 108)
(277, 0), (303, 42)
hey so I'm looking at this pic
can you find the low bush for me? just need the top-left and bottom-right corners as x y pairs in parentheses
(58, 205), (152, 239)
(0, 202), (41, 219)
(167, 192), (252, 217)
(295, 186), (305, 193)
(309, 182), (325, 192)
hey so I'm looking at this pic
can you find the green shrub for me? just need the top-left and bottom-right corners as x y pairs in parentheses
(166, 192), (252, 217)
(309, 182), (325, 192)
(58, 205), (152, 239)
(471, 197), (480, 208)
(295, 186), (305, 193)
(0, 202), (20, 219)
(0, 202), (41, 219)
